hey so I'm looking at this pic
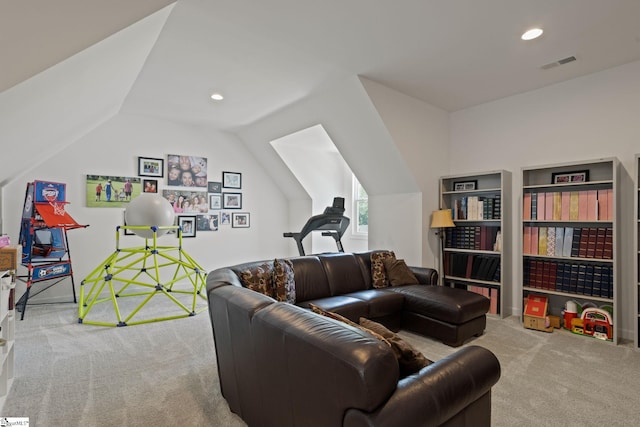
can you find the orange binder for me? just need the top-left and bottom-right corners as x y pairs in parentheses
(523, 193), (532, 221)
(545, 192), (554, 221)
(587, 190), (598, 221)
(537, 192), (546, 220)
(578, 191), (588, 220)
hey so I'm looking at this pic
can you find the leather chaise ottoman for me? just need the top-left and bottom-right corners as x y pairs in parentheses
(386, 285), (490, 347)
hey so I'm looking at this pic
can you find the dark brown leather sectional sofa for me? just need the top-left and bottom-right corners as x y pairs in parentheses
(206, 250), (501, 426)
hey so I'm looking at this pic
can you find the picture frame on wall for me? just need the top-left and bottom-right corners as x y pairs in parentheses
(232, 212), (250, 228)
(208, 181), (222, 193)
(222, 171), (242, 189)
(86, 175), (142, 208)
(167, 154), (208, 188)
(221, 211), (230, 225)
(551, 170), (589, 184)
(142, 179), (158, 193)
(209, 194), (222, 210)
(178, 215), (197, 238)
(222, 192), (242, 209)
(138, 157), (164, 178)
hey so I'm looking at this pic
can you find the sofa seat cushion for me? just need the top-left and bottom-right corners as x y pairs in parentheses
(345, 289), (405, 319)
(297, 296), (368, 323)
(386, 285), (489, 325)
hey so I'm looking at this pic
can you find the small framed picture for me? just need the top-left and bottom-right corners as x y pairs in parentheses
(178, 215), (197, 238)
(208, 181), (222, 193)
(142, 179), (158, 193)
(552, 170), (589, 184)
(222, 171), (242, 189)
(221, 211), (230, 225)
(232, 212), (250, 228)
(209, 194), (222, 210)
(222, 192), (242, 209)
(453, 180), (477, 191)
(138, 157), (164, 178)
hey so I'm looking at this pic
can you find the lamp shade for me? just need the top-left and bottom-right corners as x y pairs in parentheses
(431, 209), (455, 228)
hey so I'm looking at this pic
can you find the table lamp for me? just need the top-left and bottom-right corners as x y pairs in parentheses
(430, 209), (455, 285)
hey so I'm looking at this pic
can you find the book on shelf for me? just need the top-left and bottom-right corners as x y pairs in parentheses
(523, 226), (531, 255)
(493, 195), (501, 219)
(523, 193), (531, 221)
(603, 228), (613, 259)
(489, 288), (498, 315)
(530, 226), (539, 255)
(554, 226), (564, 257)
(569, 192), (579, 220)
(568, 263), (579, 294)
(538, 226), (547, 255)
(553, 192), (562, 220)
(578, 191), (588, 221)
(595, 227), (606, 259)
(584, 264), (595, 296)
(587, 190), (598, 220)
(531, 191), (538, 220)
(561, 191), (571, 220)
(546, 227), (556, 256)
(570, 228), (581, 257)
(578, 229), (589, 258)
(597, 188), (608, 221)
(576, 264), (587, 294)
(562, 227), (573, 257)
(606, 188), (613, 221)
(545, 192), (554, 221)
(592, 265), (602, 297)
(537, 192), (546, 220)
(585, 227), (597, 258)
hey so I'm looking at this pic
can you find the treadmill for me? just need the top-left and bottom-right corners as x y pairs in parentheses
(283, 197), (351, 256)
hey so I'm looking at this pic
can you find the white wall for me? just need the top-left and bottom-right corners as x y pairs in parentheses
(360, 78), (450, 267)
(3, 113), (290, 304)
(450, 59), (640, 339)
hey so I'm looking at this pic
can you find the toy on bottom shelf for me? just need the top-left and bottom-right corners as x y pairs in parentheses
(570, 307), (613, 341)
(562, 301), (613, 341)
(523, 294), (554, 333)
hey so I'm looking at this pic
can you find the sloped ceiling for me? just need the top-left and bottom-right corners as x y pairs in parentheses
(3, 1), (640, 131)
(0, 0), (175, 93)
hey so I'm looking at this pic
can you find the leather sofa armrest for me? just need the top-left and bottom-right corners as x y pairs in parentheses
(409, 266), (438, 285)
(343, 345), (501, 427)
(206, 267), (244, 293)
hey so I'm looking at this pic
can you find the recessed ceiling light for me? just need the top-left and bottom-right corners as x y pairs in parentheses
(210, 93), (224, 101)
(521, 28), (543, 41)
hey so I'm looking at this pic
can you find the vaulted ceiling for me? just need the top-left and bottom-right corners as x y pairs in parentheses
(3, 0), (640, 130)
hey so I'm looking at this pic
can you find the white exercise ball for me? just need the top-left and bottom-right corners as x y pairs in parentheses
(124, 193), (175, 239)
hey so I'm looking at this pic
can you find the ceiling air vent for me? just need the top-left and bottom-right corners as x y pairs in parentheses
(541, 55), (577, 70)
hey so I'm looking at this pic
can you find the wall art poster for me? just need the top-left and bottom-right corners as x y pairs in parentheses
(162, 189), (209, 214)
(86, 175), (141, 208)
(167, 154), (208, 188)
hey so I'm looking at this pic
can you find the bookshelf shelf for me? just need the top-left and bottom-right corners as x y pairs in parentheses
(0, 246), (18, 411)
(439, 170), (511, 318)
(521, 158), (619, 344)
(634, 154), (640, 350)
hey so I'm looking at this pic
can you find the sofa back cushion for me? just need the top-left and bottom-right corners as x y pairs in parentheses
(318, 252), (368, 295)
(289, 256), (332, 302)
(232, 261), (274, 296)
(252, 303), (398, 426)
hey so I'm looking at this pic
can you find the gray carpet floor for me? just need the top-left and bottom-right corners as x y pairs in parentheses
(2, 301), (640, 426)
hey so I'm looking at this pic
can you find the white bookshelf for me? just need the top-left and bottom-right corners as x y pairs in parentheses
(439, 170), (511, 318)
(521, 158), (619, 344)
